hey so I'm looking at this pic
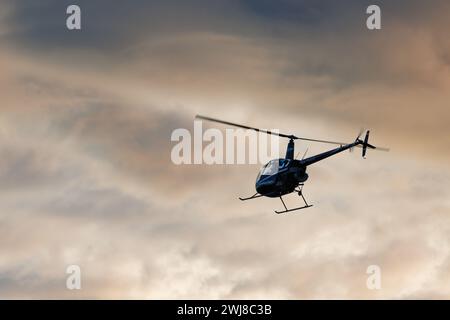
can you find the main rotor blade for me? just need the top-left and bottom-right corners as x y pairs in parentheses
(294, 137), (350, 145)
(195, 115), (390, 151)
(196, 115), (346, 144)
(353, 144), (389, 152)
(299, 138), (389, 151)
(370, 146), (390, 152)
(296, 138), (390, 151)
(195, 115), (295, 139)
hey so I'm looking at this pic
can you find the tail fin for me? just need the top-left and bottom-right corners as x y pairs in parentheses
(361, 130), (375, 158)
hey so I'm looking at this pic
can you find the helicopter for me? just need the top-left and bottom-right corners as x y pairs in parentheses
(195, 115), (389, 214)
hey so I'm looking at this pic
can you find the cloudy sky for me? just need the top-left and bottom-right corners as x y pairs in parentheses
(0, 0), (449, 299)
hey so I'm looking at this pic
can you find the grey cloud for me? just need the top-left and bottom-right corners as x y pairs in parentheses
(0, 147), (64, 189)
(40, 186), (149, 218)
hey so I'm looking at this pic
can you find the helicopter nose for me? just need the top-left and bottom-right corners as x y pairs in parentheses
(256, 175), (277, 194)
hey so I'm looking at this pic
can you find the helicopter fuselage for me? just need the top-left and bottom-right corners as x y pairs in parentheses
(255, 159), (308, 197)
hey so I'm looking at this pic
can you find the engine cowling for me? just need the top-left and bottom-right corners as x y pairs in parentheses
(297, 172), (309, 183)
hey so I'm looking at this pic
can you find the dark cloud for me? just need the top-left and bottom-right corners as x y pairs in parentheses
(4, 0), (249, 53)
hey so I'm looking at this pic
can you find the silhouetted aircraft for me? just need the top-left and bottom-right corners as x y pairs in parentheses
(196, 115), (389, 214)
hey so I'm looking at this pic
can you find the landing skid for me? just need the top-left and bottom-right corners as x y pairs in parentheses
(275, 184), (313, 214)
(239, 193), (263, 201)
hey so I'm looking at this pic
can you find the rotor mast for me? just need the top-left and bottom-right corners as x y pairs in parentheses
(286, 139), (295, 160)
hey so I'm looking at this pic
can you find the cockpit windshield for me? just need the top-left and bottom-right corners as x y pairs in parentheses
(256, 159), (290, 181)
(261, 160), (279, 176)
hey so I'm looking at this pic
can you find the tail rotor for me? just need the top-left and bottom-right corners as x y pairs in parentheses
(351, 128), (364, 153)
